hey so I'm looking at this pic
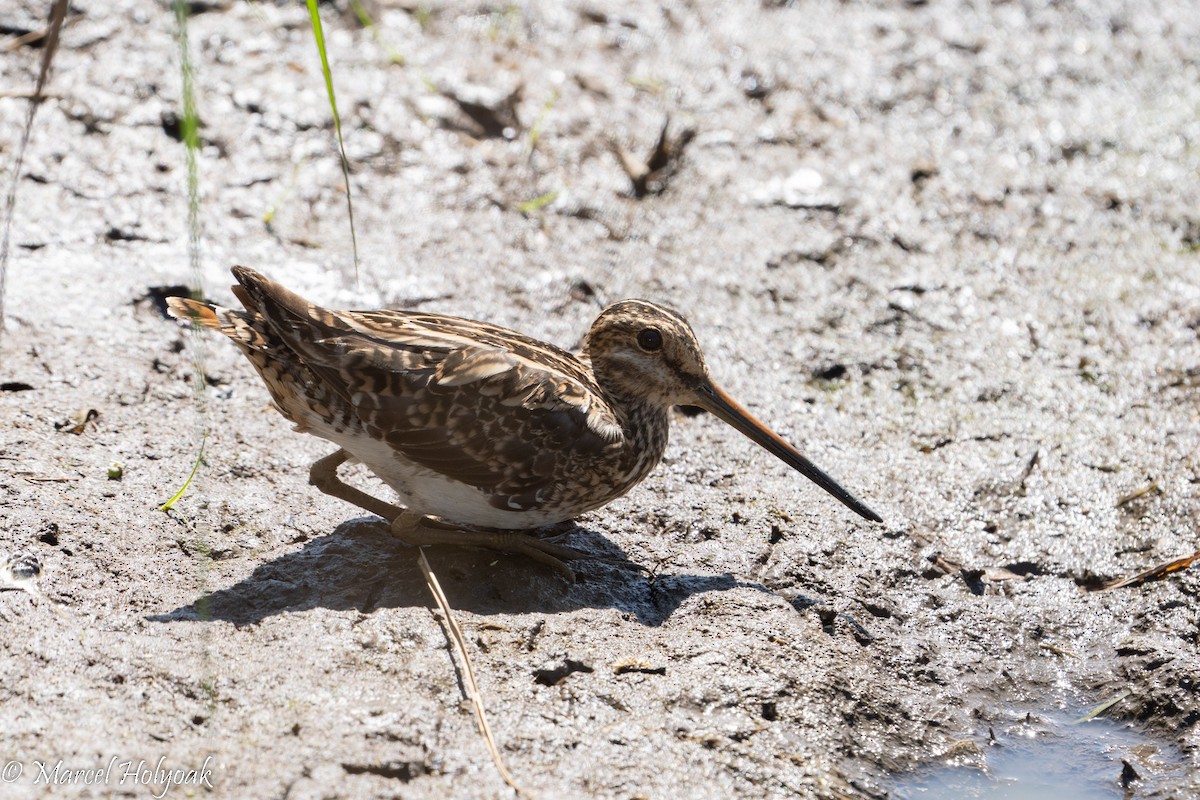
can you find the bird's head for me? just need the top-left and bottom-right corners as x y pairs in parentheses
(583, 299), (882, 523)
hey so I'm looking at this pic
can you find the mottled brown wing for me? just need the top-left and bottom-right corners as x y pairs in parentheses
(231, 267), (623, 510)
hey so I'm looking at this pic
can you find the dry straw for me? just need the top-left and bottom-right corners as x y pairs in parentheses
(417, 548), (527, 796)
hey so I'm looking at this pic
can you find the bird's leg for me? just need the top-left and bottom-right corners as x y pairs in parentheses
(389, 513), (590, 581)
(309, 449), (405, 523)
(311, 449), (593, 579)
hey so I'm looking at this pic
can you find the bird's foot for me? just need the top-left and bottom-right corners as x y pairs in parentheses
(389, 513), (590, 581)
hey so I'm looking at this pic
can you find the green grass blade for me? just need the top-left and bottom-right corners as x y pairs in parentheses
(305, 0), (361, 281)
(517, 190), (559, 215)
(173, 0), (203, 300)
(167, 0), (210, 516)
(160, 0), (219, 709)
(171, 0), (211, 473)
(161, 432), (207, 512)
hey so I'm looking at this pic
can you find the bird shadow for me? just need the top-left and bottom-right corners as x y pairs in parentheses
(148, 518), (764, 627)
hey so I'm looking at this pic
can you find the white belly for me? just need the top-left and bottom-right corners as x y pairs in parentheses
(327, 429), (569, 529)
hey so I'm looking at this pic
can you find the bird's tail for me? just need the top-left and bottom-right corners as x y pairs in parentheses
(165, 296), (274, 352)
(165, 274), (335, 433)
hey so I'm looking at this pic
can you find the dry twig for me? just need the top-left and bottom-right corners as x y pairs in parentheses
(1084, 550), (1200, 592)
(417, 548), (526, 796)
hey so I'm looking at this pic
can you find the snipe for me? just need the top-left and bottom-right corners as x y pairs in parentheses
(168, 267), (881, 576)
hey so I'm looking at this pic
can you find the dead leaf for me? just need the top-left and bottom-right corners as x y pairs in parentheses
(1083, 550), (1200, 592)
(55, 407), (99, 434)
(612, 117), (695, 198)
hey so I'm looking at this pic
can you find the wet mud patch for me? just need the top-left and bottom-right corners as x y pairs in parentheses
(891, 704), (1184, 800)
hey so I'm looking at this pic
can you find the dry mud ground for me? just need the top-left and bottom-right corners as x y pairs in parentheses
(1, 1), (1199, 798)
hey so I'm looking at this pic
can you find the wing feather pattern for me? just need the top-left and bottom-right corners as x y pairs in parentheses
(229, 267), (624, 511)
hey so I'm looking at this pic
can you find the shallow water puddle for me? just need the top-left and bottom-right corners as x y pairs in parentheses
(890, 707), (1181, 799)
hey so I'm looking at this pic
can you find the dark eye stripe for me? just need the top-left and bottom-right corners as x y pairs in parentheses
(637, 328), (663, 352)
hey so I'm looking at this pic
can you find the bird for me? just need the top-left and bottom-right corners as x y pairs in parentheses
(166, 266), (881, 577)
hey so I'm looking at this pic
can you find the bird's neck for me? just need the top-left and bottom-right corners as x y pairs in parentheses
(606, 390), (671, 474)
(586, 353), (672, 467)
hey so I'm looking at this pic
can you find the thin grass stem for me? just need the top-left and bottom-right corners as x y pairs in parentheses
(305, 0), (361, 281)
(417, 548), (525, 796)
(0, 0), (68, 364)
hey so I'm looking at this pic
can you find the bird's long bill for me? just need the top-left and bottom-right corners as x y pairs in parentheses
(695, 383), (883, 523)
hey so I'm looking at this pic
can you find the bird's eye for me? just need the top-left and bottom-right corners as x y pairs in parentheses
(636, 328), (663, 352)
